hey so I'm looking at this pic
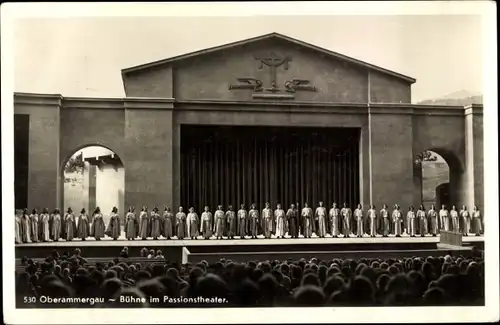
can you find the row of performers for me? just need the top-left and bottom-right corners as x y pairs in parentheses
(15, 202), (483, 243)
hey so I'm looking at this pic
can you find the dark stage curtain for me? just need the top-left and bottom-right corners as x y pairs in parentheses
(14, 114), (30, 209)
(181, 126), (360, 213)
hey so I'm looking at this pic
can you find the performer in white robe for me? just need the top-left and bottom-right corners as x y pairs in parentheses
(237, 204), (248, 239)
(30, 209), (39, 243)
(175, 207), (187, 240)
(186, 207), (199, 239)
(21, 209), (32, 243)
(427, 205), (438, 236)
(380, 204), (390, 237)
(40, 208), (51, 242)
(392, 205), (403, 237)
(200, 206), (213, 240)
(367, 205), (378, 237)
(450, 205), (459, 233)
(407, 206), (416, 237)
(274, 204), (286, 238)
(248, 204), (259, 239)
(261, 202), (274, 239)
(315, 202), (327, 238)
(340, 203), (352, 238)
(439, 205), (450, 232)
(329, 203), (341, 238)
(460, 205), (471, 236)
(471, 205), (482, 236)
(417, 205), (427, 237)
(15, 211), (22, 244)
(354, 204), (364, 237)
(214, 205), (225, 239)
(225, 206), (236, 239)
(301, 203), (314, 238)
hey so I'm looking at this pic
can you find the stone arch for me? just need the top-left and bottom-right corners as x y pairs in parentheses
(59, 144), (125, 224)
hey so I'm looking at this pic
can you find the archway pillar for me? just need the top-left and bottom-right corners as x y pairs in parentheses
(465, 105), (484, 209)
(123, 99), (176, 211)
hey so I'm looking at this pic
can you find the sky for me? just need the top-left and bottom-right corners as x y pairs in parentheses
(13, 14), (484, 103)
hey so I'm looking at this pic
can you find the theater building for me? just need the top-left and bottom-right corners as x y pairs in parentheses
(14, 32), (483, 216)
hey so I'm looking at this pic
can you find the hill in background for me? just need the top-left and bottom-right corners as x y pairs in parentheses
(417, 90), (483, 106)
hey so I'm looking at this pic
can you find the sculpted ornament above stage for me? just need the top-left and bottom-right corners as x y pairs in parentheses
(14, 32), (483, 223)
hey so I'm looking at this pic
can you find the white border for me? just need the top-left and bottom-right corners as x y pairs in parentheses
(2, 2), (498, 324)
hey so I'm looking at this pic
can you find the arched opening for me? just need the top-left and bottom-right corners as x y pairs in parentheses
(61, 145), (125, 229)
(414, 150), (451, 208)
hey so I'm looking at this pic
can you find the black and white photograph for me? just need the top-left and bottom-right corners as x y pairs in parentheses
(2, 2), (498, 324)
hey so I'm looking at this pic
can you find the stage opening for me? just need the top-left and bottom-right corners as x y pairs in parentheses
(181, 125), (361, 212)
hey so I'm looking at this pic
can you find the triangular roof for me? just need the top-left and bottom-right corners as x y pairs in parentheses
(122, 32), (416, 84)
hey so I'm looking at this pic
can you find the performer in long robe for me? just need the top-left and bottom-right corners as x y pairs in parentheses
(392, 205), (403, 237)
(200, 206), (213, 239)
(30, 209), (39, 243)
(78, 208), (91, 240)
(354, 204), (364, 237)
(20, 209), (32, 243)
(417, 205), (427, 237)
(274, 203), (286, 238)
(286, 204), (299, 238)
(40, 208), (50, 242)
(64, 208), (77, 241)
(471, 205), (482, 236)
(301, 202), (313, 238)
(380, 204), (390, 237)
(51, 209), (62, 241)
(214, 205), (225, 239)
(106, 207), (121, 240)
(407, 206), (417, 237)
(315, 202), (327, 238)
(187, 207), (200, 239)
(427, 205), (438, 236)
(367, 205), (378, 237)
(341, 203), (352, 237)
(329, 203), (341, 238)
(261, 202), (274, 239)
(162, 206), (174, 239)
(124, 207), (136, 240)
(450, 205), (460, 233)
(176, 206), (187, 240)
(150, 207), (162, 240)
(15, 211), (22, 244)
(225, 206), (236, 239)
(237, 204), (247, 239)
(138, 207), (150, 240)
(439, 205), (449, 232)
(248, 204), (259, 239)
(460, 205), (471, 236)
(90, 207), (105, 240)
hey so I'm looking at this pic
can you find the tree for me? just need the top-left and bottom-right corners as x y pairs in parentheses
(414, 151), (438, 165)
(64, 152), (85, 174)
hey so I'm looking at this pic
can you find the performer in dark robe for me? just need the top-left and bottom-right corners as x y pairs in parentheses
(214, 205), (225, 239)
(187, 207), (199, 240)
(315, 202), (327, 238)
(439, 205), (449, 232)
(329, 203), (341, 238)
(407, 206), (416, 237)
(301, 202), (313, 238)
(417, 205), (427, 237)
(471, 205), (482, 236)
(237, 204), (248, 239)
(392, 205), (403, 237)
(162, 206), (174, 239)
(367, 205), (378, 237)
(200, 206), (213, 239)
(460, 205), (471, 236)
(353, 204), (364, 238)
(225, 206), (236, 239)
(30, 209), (39, 243)
(450, 205), (460, 233)
(261, 202), (273, 239)
(380, 204), (390, 237)
(286, 204), (299, 238)
(340, 203), (352, 238)
(274, 203), (286, 239)
(427, 205), (438, 236)
(78, 208), (91, 240)
(64, 207), (77, 241)
(51, 209), (62, 241)
(176, 206), (187, 239)
(40, 208), (51, 242)
(248, 204), (260, 239)
(150, 207), (162, 240)
(106, 207), (121, 240)
(124, 207), (136, 240)
(139, 206), (150, 240)
(91, 207), (105, 240)
(15, 210), (22, 244)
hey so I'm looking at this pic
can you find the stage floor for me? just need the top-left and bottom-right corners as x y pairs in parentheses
(16, 233), (483, 248)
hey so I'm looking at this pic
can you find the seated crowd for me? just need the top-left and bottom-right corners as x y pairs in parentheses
(16, 248), (485, 307)
(15, 202), (483, 243)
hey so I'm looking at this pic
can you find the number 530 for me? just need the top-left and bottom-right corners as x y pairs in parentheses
(24, 297), (36, 303)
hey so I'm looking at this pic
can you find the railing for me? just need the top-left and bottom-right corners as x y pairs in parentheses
(440, 230), (463, 246)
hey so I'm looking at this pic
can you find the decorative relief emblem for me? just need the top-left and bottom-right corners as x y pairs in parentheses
(229, 52), (316, 99)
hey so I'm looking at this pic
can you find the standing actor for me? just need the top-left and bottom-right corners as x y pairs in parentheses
(315, 202), (327, 238)
(460, 205), (471, 236)
(439, 205), (449, 232)
(52, 209), (62, 241)
(380, 204), (390, 237)
(367, 205), (378, 237)
(249, 204), (260, 239)
(214, 205), (225, 239)
(237, 204), (248, 239)
(287, 204), (299, 238)
(125, 207), (137, 240)
(40, 208), (50, 242)
(329, 203), (341, 238)
(341, 203), (352, 238)
(407, 206), (416, 237)
(301, 202), (314, 238)
(64, 208), (77, 241)
(225, 206), (236, 239)
(392, 205), (403, 237)
(30, 209), (39, 243)
(450, 205), (459, 233)
(261, 202), (274, 239)
(274, 203), (286, 239)
(139, 206), (150, 240)
(200, 206), (213, 240)
(427, 205), (438, 236)
(107, 207), (121, 240)
(354, 204), (364, 238)
(176, 206), (187, 240)
(471, 205), (482, 236)
(417, 205), (427, 237)
(163, 206), (174, 239)
(187, 207), (199, 240)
